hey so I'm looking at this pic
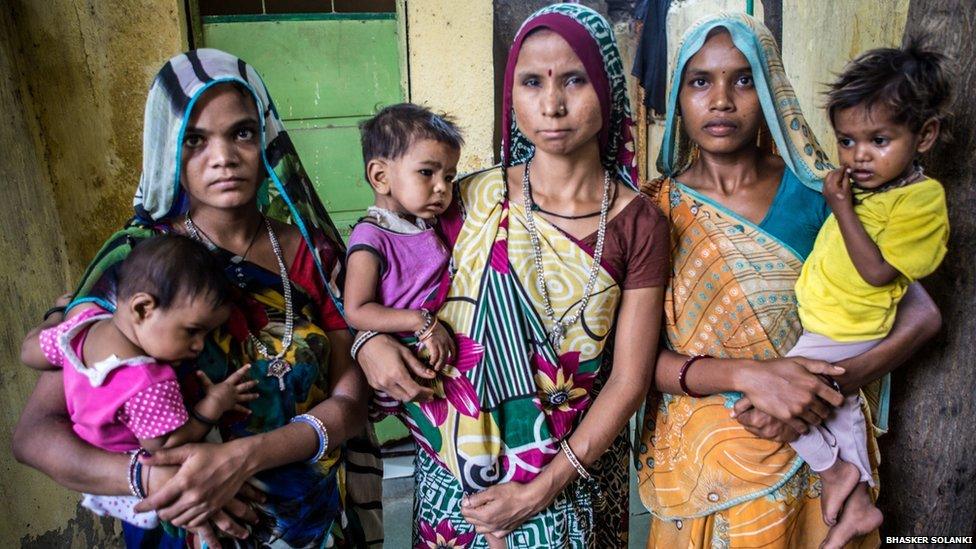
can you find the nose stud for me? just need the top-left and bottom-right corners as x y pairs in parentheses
(557, 105), (567, 115)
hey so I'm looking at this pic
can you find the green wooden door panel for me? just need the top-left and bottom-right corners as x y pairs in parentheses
(202, 15), (404, 240)
(284, 119), (373, 212)
(203, 19), (402, 120)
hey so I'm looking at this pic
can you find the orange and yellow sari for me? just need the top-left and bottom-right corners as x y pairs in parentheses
(635, 13), (881, 548)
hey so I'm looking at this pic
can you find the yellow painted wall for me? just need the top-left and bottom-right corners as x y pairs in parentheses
(405, 0), (496, 173)
(1, 1), (186, 545)
(782, 0), (910, 160)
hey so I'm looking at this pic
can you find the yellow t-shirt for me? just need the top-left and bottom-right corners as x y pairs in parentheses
(795, 178), (949, 341)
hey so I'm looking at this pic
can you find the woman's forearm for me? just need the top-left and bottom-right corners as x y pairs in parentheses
(835, 282), (941, 393)
(534, 288), (663, 501)
(12, 371), (130, 494)
(654, 348), (754, 396)
(238, 329), (369, 475)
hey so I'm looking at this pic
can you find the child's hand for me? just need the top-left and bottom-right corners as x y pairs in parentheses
(822, 167), (853, 211)
(421, 322), (456, 372)
(197, 364), (259, 418)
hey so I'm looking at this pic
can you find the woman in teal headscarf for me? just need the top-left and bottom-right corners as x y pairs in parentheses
(14, 49), (381, 548)
(634, 13), (940, 548)
(358, 4), (669, 548)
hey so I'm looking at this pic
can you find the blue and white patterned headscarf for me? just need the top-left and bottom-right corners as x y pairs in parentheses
(134, 48), (345, 301)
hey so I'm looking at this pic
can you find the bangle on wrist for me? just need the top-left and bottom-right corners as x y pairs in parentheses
(560, 438), (605, 510)
(560, 439), (591, 480)
(351, 330), (380, 361)
(189, 407), (218, 426)
(413, 308), (434, 339)
(127, 448), (150, 499)
(418, 318), (439, 342)
(678, 355), (711, 398)
(43, 305), (66, 322)
(290, 413), (329, 463)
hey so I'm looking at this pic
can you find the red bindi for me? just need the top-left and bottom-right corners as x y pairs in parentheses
(547, 69), (552, 77)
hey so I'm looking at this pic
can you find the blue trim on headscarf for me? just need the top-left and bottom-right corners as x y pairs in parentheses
(660, 16), (824, 191)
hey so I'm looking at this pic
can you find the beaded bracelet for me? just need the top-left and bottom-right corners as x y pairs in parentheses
(678, 354), (711, 398)
(559, 439), (591, 481)
(413, 308), (434, 339)
(291, 414), (329, 464)
(418, 318), (439, 343)
(350, 330), (380, 361)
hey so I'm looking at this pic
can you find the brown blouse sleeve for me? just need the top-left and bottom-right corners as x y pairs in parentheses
(621, 194), (671, 290)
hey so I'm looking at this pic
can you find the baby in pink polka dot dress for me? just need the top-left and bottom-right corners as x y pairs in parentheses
(21, 236), (257, 529)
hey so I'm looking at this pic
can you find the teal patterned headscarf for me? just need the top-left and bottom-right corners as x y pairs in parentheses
(501, 3), (638, 188)
(659, 13), (833, 190)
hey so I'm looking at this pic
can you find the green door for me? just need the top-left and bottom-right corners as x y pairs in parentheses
(202, 12), (404, 238)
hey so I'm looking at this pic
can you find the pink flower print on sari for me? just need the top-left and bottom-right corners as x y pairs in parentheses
(415, 518), (475, 549)
(419, 334), (484, 426)
(533, 351), (596, 439)
(498, 442), (556, 484)
(489, 208), (509, 273)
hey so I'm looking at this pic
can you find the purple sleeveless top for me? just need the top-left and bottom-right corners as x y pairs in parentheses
(347, 221), (450, 312)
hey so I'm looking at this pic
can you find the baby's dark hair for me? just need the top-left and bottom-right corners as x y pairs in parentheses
(359, 103), (464, 167)
(117, 235), (231, 310)
(826, 36), (953, 136)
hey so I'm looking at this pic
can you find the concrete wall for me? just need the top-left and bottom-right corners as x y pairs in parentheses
(405, 0), (496, 173)
(782, 0), (910, 159)
(1, 1), (187, 546)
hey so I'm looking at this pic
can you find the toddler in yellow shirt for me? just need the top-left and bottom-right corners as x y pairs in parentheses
(791, 40), (951, 549)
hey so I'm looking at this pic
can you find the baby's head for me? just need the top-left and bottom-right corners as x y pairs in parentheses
(116, 235), (232, 362)
(826, 37), (952, 189)
(360, 103), (464, 220)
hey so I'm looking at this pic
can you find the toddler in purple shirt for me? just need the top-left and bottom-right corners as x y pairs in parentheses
(344, 104), (464, 375)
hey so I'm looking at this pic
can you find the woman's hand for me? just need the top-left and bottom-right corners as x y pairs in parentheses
(133, 440), (255, 528)
(460, 482), (547, 538)
(356, 334), (435, 402)
(731, 400), (802, 443)
(735, 357), (846, 433)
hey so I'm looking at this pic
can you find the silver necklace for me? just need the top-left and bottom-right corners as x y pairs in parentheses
(184, 214), (295, 391)
(521, 158), (611, 348)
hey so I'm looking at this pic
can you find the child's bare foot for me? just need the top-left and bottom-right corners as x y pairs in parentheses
(818, 459), (861, 525)
(820, 483), (882, 549)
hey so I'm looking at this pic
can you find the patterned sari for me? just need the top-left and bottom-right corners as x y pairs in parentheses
(68, 49), (381, 548)
(635, 14), (881, 548)
(408, 5), (640, 548)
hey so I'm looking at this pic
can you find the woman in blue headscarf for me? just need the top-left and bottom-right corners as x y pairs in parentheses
(14, 49), (381, 548)
(634, 13), (940, 548)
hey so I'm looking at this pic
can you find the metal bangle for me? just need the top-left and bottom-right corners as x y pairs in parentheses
(290, 414), (329, 464)
(418, 318), (439, 342)
(350, 330), (380, 361)
(678, 354), (711, 398)
(560, 439), (591, 481)
(413, 308), (434, 339)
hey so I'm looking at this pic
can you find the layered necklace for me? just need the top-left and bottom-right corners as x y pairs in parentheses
(184, 213), (295, 391)
(521, 158), (611, 349)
